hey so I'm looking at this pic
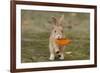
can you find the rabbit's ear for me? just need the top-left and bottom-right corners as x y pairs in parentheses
(52, 16), (58, 25)
(59, 15), (64, 25)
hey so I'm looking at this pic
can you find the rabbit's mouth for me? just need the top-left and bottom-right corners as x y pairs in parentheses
(55, 34), (63, 39)
(57, 36), (62, 39)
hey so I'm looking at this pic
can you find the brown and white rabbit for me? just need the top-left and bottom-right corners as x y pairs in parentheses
(49, 15), (65, 60)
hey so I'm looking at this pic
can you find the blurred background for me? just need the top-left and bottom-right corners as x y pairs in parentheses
(21, 10), (90, 63)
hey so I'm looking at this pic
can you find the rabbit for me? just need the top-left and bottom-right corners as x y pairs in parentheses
(49, 15), (65, 60)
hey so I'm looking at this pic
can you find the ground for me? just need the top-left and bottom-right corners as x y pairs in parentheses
(21, 10), (90, 63)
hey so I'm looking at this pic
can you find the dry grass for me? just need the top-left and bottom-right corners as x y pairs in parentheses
(21, 10), (90, 63)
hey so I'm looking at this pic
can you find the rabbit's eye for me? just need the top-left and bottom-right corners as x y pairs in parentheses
(55, 30), (56, 33)
(61, 30), (63, 33)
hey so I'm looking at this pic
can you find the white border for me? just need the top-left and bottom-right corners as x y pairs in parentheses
(16, 5), (95, 69)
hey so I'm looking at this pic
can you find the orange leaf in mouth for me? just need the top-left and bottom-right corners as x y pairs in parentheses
(56, 38), (71, 46)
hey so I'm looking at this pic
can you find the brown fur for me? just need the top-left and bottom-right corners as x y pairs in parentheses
(49, 15), (65, 60)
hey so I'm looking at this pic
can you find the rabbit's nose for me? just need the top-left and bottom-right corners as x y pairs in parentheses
(58, 36), (61, 39)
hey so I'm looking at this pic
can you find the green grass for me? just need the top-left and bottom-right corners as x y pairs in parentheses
(21, 10), (90, 63)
